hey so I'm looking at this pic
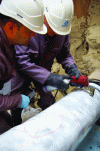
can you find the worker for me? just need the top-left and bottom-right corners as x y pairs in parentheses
(15, 0), (81, 110)
(0, 0), (47, 134)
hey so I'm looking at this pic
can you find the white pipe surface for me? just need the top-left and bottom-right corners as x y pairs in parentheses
(0, 84), (100, 151)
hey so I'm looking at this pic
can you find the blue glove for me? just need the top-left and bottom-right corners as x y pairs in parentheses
(20, 94), (30, 109)
(65, 64), (81, 79)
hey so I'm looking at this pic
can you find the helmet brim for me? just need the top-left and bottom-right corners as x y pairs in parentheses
(0, 2), (47, 35)
(45, 13), (71, 35)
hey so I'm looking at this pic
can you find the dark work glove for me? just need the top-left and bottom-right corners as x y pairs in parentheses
(65, 64), (81, 79)
(44, 73), (70, 92)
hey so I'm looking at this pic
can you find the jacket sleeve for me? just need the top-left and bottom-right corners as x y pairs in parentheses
(0, 94), (22, 111)
(15, 45), (51, 84)
(56, 35), (75, 69)
(0, 56), (22, 111)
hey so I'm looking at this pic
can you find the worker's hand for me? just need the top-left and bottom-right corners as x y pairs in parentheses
(20, 94), (30, 109)
(65, 64), (81, 79)
(44, 73), (70, 92)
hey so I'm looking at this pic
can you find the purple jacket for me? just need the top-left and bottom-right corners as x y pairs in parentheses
(15, 34), (75, 84)
(0, 27), (22, 111)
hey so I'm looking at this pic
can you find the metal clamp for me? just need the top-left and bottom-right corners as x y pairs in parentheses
(73, 82), (100, 97)
(81, 86), (95, 97)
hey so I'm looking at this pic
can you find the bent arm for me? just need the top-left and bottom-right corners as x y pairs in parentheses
(15, 45), (50, 84)
(0, 94), (22, 111)
(56, 35), (75, 69)
(0, 58), (22, 111)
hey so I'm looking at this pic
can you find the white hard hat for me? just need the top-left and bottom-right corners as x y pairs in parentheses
(0, 0), (47, 34)
(43, 0), (74, 35)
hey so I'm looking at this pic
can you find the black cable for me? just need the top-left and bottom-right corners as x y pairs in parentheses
(89, 79), (100, 86)
(54, 90), (58, 99)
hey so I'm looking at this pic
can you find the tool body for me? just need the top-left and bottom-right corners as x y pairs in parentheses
(65, 76), (89, 87)
(43, 76), (89, 92)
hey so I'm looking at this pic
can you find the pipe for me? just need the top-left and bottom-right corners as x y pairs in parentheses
(0, 83), (100, 151)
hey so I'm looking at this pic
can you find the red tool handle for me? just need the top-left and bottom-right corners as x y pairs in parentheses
(70, 76), (89, 87)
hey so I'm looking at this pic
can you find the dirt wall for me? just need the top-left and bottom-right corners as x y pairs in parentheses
(51, 0), (100, 76)
(50, 0), (100, 101)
